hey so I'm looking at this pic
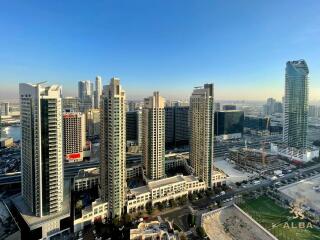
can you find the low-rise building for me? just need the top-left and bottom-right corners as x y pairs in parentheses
(165, 152), (193, 175)
(0, 137), (13, 148)
(74, 199), (108, 233)
(130, 220), (179, 240)
(271, 143), (319, 163)
(73, 168), (99, 192)
(212, 170), (227, 187)
(127, 175), (205, 213)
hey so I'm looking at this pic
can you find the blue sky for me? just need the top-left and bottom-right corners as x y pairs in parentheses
(0, 0), (319, 101)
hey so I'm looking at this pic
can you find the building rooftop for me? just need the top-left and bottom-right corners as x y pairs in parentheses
(130, 185), (150, 195)
(148, 175), (185, 189)
(129, 174), (200, 196)
(75, 167), (99, 179)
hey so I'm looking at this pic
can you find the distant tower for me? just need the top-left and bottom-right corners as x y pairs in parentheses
(142, 92), (165, 180)
(2, 102), (10, 115)
(189, 84), (215, 188)
(19, 83), (64, 217)
(100, 78), (127, 217)
(283, 60), (309, 149)
(78, 80), (94, 112)
(95, 76), (102, 109)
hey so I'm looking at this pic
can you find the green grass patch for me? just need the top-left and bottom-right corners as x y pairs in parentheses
(240, 196), (320, 240)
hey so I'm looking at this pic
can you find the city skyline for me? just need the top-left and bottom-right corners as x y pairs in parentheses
(1, 1), (320, 101)
(1, 2), (320, 239)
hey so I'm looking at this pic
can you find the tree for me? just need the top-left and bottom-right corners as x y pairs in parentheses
(189, 193), (197, 201)
(179, 195), (188, 205)
(221, 184), (228, 191)
(196, 226), (206, 238)
(169, 199), (177, 208)
(122, 213), (132, 225)
(214, 187), (222, 194)
(146, 202), (153, 214)
(205, 189), (213, 197)
(179, 232), (187, 240)
(187, 213), (195, 227)
(112, 216), (121, 227)
(157, 202), (164, 211)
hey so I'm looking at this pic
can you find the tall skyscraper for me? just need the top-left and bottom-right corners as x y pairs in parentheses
(100, 78), (126, 217)
(283, 60), (309, 149)
(94, 76), (102, 109)
(142, 92), (165, 180)
(189, 84), (215, 188)
(78, 80), (94, 112)
(1, 102), (10, 115)
(19, 83), (64, 217)
(86, 109), (100, 137)
(214, 102), (221, 112)
(63, 112), (86, 162)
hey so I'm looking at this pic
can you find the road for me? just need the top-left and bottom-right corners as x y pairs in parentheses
(0, 155), (142, 185)
(0, 160), (100, 185)
(192, 164), (320, 209)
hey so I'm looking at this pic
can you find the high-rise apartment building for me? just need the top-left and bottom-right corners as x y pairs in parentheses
(94, 76), (102, 109)
(283, 60), (309, 149)
(142, 92), (165, 180)
(86, 109), (100, 137)
(100, 78), (126, 217)
(62, 97), (79, 112)
(127, 101), (138, 112)
(78, 80), (94, 112)
(263, 98), (283, 115)
(19, 83), (64, 217)
(214, 102), (221, 112)
(189, 84), (215, 188)
(1, 102), (10, 115)
(63, 112), (86, 162)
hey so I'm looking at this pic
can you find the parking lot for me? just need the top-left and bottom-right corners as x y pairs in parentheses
(214, 157), (255, 183)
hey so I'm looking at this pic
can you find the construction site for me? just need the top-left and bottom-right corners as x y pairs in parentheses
(229, 147), (287, 173)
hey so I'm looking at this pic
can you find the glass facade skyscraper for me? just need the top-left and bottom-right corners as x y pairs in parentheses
(283, 60), (309, 149)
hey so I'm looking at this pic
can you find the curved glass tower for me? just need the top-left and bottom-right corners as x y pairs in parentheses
(283, 60), (309, 149)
